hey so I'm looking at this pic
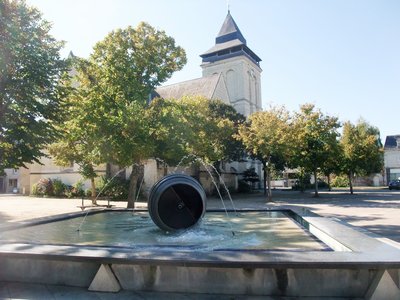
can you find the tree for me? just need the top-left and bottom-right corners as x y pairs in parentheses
(48, 62), (104, 203)
(59, 22), (186, 208)
(237, 106), (292, 201)
(0, 0), (68, 172)
(207, 100), (246, 164)
(340, 119), (383, 194)
(320, 139), (343, 191)
(291, 104), (340, 197)
(149, 96), (244, 167)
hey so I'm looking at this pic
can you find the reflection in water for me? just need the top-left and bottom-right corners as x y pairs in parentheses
(0, 211), (329, 251)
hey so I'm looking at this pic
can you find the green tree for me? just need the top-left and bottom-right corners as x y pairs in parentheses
(320, 138), (343, 191)
(178, 96), (243, 165)
(59, 22), (186, 208)
(150, 96), (244, 165)
(208, 100), (246, 165)
(48, 79), (102, 203)
(148, 97), (192, 168)
(291, 104), (340, 197)
(148, 96), (245, 196)
(0, 0), (68, 172)
(340, 119), (383, 194)
(237, 105), (292, 201)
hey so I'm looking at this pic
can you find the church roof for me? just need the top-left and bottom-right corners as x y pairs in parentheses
(200, 11), (261, 65)
(153, 74), (221, 100)
(216, 11), (246, 44)
(201, 39), (243, 56)
(384, 135), (400, 149)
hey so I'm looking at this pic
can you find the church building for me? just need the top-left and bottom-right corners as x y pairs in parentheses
(154, 11), (262, 117)
(145, 11), (263, 194)
(15, 11), (264, 196)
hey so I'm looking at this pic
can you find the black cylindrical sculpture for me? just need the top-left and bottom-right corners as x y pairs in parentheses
(148, 174), (206, 231)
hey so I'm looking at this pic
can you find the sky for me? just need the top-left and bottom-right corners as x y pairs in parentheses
(26, 0), (400, 142)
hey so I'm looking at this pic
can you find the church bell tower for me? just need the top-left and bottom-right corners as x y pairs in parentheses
(200, 11), (262, 116)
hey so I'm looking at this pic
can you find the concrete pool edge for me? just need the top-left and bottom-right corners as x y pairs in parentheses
(0, 207), (400, 298)
(0, 207), (400, 267)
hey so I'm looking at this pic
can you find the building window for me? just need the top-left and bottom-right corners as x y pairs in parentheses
(9, 179), (18, 188)
(389, 168), (400, 181)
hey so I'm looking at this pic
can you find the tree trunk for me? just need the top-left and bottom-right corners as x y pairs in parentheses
(90, 177), (97, 205)
(327, 174), (331, 191)
(313, 169), (319, 197)
(263, 161), (267, 196)
(163, 163), (168, 176)
(127, 164), (141, 208)
(267, 166), (272, 202)
(348, 171), (354, 195)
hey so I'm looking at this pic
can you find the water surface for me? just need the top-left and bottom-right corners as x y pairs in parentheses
(0, 211), (329, 251)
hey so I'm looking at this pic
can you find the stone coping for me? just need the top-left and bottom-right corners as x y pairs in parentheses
(0, 207), (400, 269)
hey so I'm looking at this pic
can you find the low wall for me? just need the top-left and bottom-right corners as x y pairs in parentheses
(0, 255), (398, 298)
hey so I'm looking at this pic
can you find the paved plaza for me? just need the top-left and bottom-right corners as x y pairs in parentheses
(0, 188), (399, 299)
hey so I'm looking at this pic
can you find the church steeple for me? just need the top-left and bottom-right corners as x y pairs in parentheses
(200, 11), (261, 66)
(200, 11), (262, 116)
(215, 11), (246, 45)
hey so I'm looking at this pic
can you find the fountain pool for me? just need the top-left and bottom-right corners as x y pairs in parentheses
(0, 210), (329, 252)
(0, 207), (399, 298)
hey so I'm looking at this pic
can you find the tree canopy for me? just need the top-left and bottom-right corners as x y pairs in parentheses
(237, 105), (292, 200)
(149, 96), (245, 167)
(0, 0), (68, 172)
(50, 22), (187, 207)
(340, 119), (383, 194)
(291, 104), (340, 196)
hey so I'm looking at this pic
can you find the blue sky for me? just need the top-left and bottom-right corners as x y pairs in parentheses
(27, 0), (400, 141)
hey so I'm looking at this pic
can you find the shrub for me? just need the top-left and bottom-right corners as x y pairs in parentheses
(52, 178), (66, 197)
(31, 183), (38, 196)
(238, 180), (251, 193)
(72, 180), (85, 197)
(65, 185), (73, 198)
(331, 175), (349, 187)
(34, 178), (54, 196)
(97, 176), (129, 200)
(242, 168), (259, 183)
(85, 189), (92, 198)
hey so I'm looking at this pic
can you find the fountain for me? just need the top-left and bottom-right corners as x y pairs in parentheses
(0, 170), (399, 298)
(148, 174), (206, 231)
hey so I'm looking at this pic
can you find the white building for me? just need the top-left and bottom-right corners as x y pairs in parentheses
(384, 135), (400, 184)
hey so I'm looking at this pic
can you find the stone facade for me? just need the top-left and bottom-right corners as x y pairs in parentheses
(0, 169), (19, 193)
(18, 156), (107, 195)
(201, 55), (262, 117)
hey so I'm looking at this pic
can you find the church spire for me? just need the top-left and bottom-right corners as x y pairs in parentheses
(200, 11), (261, 65)
(216, 11), (246, 45)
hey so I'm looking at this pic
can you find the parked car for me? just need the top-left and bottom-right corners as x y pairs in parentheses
(388, 179), (400, 190)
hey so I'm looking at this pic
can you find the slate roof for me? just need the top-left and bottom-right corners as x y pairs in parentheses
(200, 12), (261, 65)
(201, 39), (243, 56)
(153, 74), (221, 100)
(216, 11), (246, 44)
(384, 135), (400, 149)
